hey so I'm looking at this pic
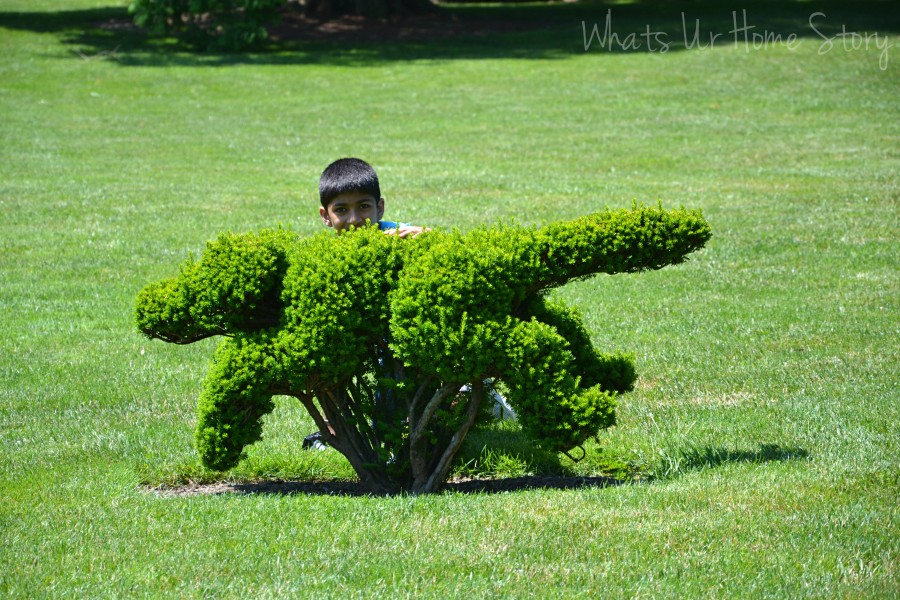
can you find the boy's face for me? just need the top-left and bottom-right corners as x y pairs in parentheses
(320, 191), (385, 232)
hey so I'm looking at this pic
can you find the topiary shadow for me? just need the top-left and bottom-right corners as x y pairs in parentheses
(154, 474), (624, 497)
(650, 443), (810, 481)
(153, 443), (808, 497)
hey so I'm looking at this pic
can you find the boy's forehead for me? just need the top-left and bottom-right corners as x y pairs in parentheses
(328, 191), (379, 206)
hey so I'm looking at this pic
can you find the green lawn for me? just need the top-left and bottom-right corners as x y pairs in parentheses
(1, 0), (898, 596)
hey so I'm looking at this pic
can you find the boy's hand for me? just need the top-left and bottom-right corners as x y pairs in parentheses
(384, 225), (429, 238)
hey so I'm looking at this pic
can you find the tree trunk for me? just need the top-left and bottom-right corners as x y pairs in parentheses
(409, 380), (484, 495)
(296, 377), (483, 495)
(296, 389), (399, 495)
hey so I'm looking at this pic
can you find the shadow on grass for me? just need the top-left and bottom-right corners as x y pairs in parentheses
(650, 443), (810, 481)
(0, 0), (897, 67)
(149, 443), (808, 497)
(152, 473), (626, 497)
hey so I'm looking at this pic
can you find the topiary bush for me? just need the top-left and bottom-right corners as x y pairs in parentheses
(128, 0), (284, 51)
(135, 205), (711, 494)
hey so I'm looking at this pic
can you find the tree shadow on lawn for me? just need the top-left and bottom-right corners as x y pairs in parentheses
(152, 443), (808, 497)
(0, 0), (897, 67)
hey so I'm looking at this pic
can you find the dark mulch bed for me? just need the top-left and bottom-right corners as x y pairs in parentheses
(152, 475), (624, 497)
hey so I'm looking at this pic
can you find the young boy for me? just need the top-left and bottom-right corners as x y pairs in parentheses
(303, 157), (427, 451)
(305, 160), (516, 450)
(318, 157), (427, 238)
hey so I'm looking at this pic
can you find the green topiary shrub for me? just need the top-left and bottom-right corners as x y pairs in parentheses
(135, 205), (711, 494)
(128, 0), (284, 51)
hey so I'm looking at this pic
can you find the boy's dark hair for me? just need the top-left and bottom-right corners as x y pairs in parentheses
(319, 158), (381, 208)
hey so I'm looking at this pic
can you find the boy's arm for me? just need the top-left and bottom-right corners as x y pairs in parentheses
(379, 220), (429, 238)
(383, 224), (429, 238)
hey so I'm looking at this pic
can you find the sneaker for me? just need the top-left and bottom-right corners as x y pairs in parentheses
(302, 431), (328, 451)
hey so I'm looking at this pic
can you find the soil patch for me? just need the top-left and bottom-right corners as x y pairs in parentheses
(151, 474), (624, 497)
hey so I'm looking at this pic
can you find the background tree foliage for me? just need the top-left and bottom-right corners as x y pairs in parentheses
(135, 206), (711, 494)
(128, 0), (285, 50)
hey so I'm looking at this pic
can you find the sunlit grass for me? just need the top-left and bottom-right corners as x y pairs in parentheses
(1, 0), (898, 596)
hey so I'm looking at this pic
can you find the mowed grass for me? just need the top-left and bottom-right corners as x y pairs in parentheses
(1, 0), (898, 596)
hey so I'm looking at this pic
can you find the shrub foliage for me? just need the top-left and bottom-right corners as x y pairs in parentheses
(129, 0), (284, 50)
(135, 206), (711, 494)
(128, 0), (439, 50)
